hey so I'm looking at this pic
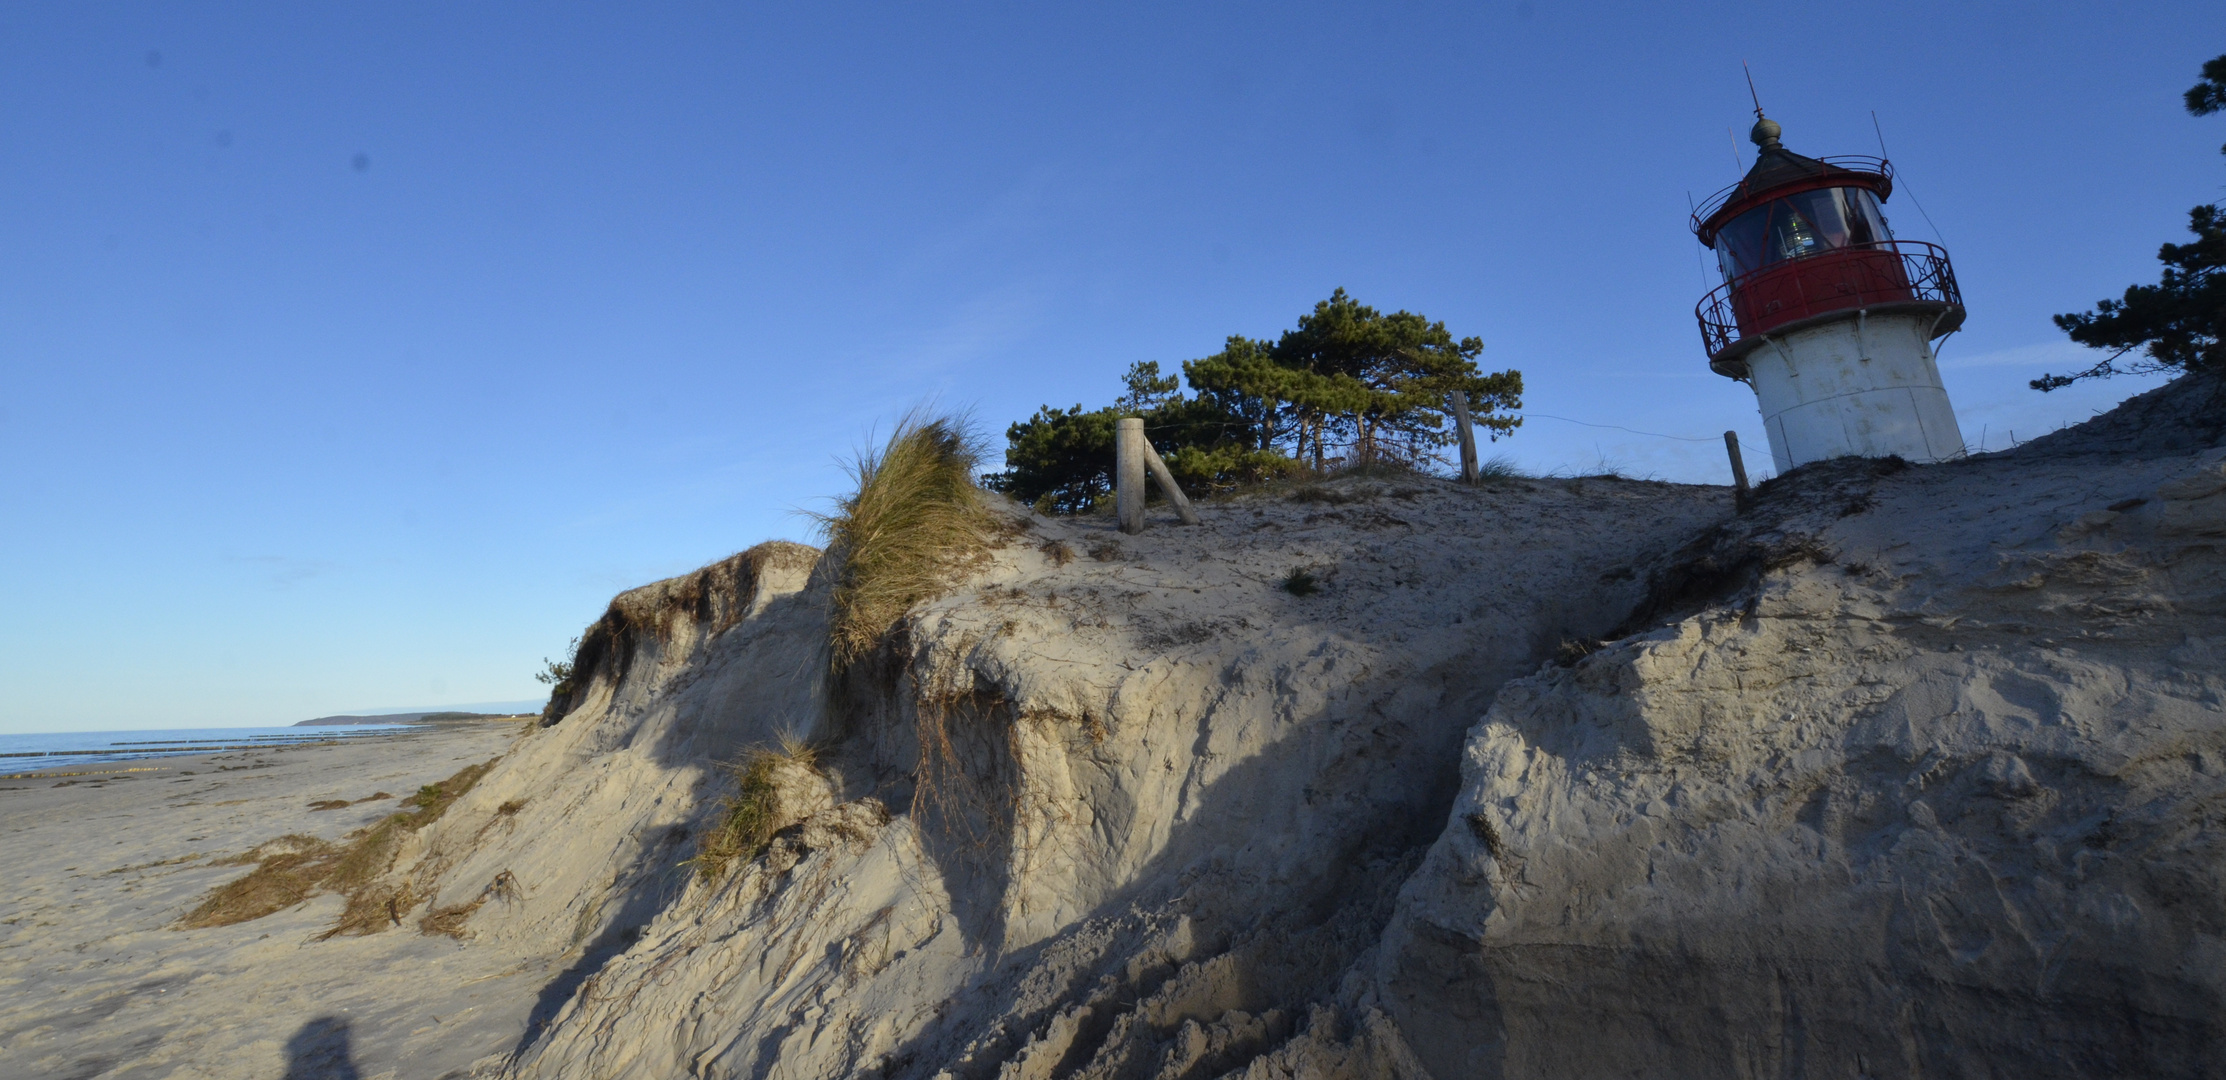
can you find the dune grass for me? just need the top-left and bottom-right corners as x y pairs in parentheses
(1475, 453), (1526, 481)
(178, 757), (501, 934)
(689, 736), (817, 883)
(815, 411), (996, 670)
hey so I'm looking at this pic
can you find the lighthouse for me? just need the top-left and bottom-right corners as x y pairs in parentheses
(1692, 116), (1966, 472)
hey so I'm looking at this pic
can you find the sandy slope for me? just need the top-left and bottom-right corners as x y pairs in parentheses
(471, 373), (2221, 1079)
(377, 469), (1729, 1079)
(1379, 375), (2226, 1077)
(0, 724), (536, 1080)
(12, 372), (2222, 1080)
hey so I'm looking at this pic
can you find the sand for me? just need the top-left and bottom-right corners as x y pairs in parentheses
(358, 471), (1732, 1078)
(0, 723), (538, 1080)
(7, 372), (2221, 1079)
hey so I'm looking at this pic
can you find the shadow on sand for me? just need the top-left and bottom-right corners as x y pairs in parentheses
(283, 1016), (362, 1080)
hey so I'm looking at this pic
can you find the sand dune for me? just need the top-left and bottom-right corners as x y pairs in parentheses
(7, 372), (2223, 1078)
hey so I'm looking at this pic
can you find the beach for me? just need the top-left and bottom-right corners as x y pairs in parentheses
(0, 721), (538, 1079)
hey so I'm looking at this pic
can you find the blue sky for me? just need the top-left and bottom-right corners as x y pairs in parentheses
(3, 2), (2221, 732)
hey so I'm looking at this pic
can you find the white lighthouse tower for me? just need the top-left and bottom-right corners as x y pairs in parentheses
(1692, 115), (1967, 472)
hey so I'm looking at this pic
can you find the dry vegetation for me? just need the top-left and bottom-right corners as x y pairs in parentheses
(179, 835), (345, 928)
(419, 869), (522, 939)
(810, 410), (1032, 844)
(815, 411), (996, 670)
(690, 737), (817, 882)
(540, 542), (820, 726)
(177, 758), (500, 934)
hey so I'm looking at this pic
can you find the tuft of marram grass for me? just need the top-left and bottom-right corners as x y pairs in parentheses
(815, 411), (995, 670)
(690, 737), (818, 883)
(1475, 454), (1526, 481)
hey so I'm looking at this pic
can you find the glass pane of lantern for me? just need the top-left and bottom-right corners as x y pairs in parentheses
(1844, 187), (1893, 245)
(1782, 187), (1892, 251)
(1714, 207), (1772, 280)
(1717, 186), (1898, 283)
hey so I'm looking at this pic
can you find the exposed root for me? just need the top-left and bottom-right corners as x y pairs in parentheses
(909, 660), (1021, 851)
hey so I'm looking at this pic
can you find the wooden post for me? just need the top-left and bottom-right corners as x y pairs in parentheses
(1116, 417), (1147, 534)
(1142, 443), (1200, 525)
(1450, 390), (1481, 483)
(1724, 430), (1751, 508)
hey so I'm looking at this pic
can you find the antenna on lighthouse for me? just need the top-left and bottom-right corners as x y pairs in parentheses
(1743, 62), (1764, 118)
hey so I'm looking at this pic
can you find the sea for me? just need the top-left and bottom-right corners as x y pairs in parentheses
(0, 725), (412, 776)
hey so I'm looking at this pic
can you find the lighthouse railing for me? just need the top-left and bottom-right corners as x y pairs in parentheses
(1696, 239), (1961, 358)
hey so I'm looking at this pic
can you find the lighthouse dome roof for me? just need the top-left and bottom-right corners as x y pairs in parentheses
(1692, 119), (1893, 245)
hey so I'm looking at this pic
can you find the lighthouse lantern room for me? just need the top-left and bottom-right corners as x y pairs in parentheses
(1693, 115), (1967, 472)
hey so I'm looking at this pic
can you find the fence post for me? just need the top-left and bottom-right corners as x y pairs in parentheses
(1117, 417), (1147, 534)
(1450, 390), (1481, 483)
(1724, 430), (1751, 509)
(1141, 443), (1200, 525)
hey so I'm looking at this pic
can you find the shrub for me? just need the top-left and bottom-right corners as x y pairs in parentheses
(535, 637), (580, 721)
(2038, 55), (2226, 389)
(816, 411), (995, 670)
(984, 404), (1120, 514)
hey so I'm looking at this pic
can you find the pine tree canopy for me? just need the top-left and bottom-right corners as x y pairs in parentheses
(984, 290), (1522, 513)
(2188, 54), (2226, 129)
(2038, 53), (2226, 390)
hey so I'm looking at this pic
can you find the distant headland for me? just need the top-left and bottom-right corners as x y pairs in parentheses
(295, 707), (537, 727)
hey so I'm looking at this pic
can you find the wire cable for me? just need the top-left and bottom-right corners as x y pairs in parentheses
(1873, 111), (1946, 245)
(1896, 176), (1948, 246)
(1518, 412), (1722, 443)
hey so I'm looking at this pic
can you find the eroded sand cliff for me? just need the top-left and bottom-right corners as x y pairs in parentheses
(155, 373), (2225, 1078)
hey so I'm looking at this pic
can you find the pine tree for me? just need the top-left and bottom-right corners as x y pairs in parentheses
(1185, 290), (1521, 467)
(1264, 289), (1520, 466)
(2038, 54), (2226, 390)
(986, 291), (1522, 511)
